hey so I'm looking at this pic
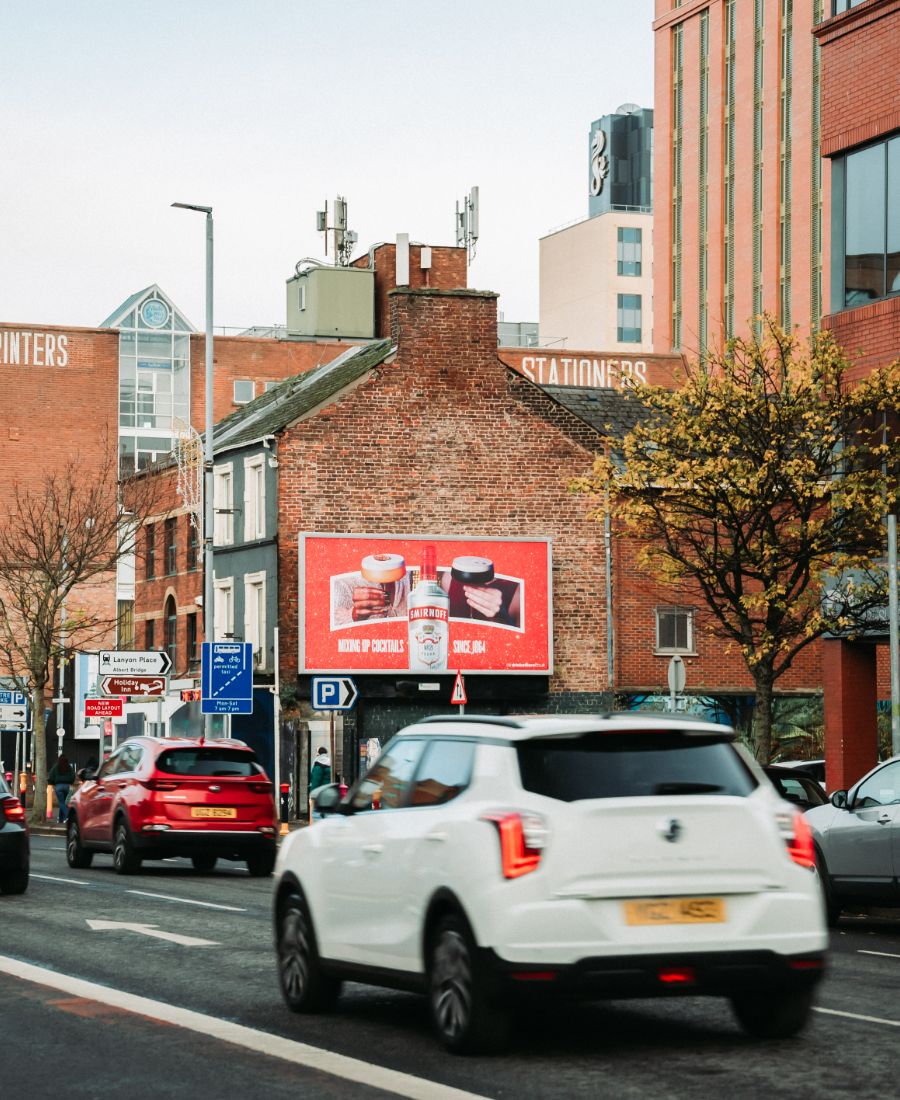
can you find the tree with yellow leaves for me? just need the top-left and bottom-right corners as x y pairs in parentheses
(572, 320), (900, 763)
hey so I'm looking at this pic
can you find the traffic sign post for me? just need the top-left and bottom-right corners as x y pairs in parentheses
(311, 677), (358, 711)
(85, 698), (124, 719)
(99, 650), (172, 677)
(201, 642), (254, 715)
(100, 675), (168, 698)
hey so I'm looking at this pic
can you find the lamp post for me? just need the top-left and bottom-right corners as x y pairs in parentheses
(172, 202), (215, 740)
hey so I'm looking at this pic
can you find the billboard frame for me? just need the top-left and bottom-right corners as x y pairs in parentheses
(298, 532), (553, 676)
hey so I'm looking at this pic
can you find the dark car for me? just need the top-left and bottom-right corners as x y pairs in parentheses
(0, 772), (29, 894)
(764, 766), (829, 812)
(66, 736), (278, 876)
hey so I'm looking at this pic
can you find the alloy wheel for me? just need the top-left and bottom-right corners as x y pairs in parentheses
(431, 929), (473, 1042)
(280, 904), (312, 1004)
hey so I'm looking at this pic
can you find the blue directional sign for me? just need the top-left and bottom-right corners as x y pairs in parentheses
(201, 642), (254, 715)
(0, 690), (26, 706)
(312, 677), (359, 711)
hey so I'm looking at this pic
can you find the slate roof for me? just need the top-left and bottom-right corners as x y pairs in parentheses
(212, 338), (393, 453)
(542, 385), (655, 440)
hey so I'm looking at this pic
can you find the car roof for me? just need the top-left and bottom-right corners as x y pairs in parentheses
(400, 712), (735, 742)
(120, 736), (251, 751)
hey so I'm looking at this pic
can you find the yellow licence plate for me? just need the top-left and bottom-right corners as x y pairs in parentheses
(623, 897), (725, 926)
(191, 807), (237, 819)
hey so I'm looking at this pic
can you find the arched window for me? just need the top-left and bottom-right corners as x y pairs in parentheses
(165, 596), (177, 671)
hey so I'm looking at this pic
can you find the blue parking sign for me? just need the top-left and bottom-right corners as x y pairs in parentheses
(201, 642), (254, 715)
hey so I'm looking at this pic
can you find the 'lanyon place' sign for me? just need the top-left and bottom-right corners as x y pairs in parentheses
(299, 533), (552, 676)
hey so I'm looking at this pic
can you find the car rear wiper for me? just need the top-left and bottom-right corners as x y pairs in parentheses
(652, 782), (724, 795)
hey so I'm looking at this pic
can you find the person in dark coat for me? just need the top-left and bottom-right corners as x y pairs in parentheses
(310, 747), (332, 791)
(48, 754), (76, 823)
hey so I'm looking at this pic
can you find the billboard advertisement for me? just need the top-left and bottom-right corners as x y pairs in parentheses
(299, 533), (552, 675)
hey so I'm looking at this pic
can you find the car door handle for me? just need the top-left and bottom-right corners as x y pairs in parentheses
(877, 813), (892, 824)
(426, 832), (448, 843)
(362, 844), (384, 856)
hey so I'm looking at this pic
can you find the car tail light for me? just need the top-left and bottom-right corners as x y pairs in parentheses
(658, 967), (695, 985)
(481, 811), (547, 879)
(142, 779), (179, 792)
(1, 796), (26, 825)
(776, 809), (815, 869)
(249, 782), (273, 794)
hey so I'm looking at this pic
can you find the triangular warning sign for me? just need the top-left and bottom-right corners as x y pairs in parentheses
(450, 671), (467, 706)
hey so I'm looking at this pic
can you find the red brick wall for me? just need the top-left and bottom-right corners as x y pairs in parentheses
(815, 0), (900, 157)
(276, 288), (609, 694)
(352, 244), (468, 339)
(190, 335), (353, 427)
(132, 467), (203, 679)
(822, 294), (900, 376)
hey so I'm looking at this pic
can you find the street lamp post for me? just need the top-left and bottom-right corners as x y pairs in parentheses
(172, 202), (215, 740)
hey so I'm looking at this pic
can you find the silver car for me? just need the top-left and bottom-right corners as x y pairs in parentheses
(806, 755), (900, 924)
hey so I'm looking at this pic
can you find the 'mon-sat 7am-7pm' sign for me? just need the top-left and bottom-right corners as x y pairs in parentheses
(299, 533), (552, 675)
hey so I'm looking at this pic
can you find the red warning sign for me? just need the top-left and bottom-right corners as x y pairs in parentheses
(450, 671), (467, 706)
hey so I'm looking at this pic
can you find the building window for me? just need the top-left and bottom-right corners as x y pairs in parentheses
(213, 464), (234, 545)
(146, 524), (156, 578)
(264, 380), (282, 393)
(243, 456), (266, 541)
(214, 577), (234, 641)
(117, 600), (134, 649)
(617, 227), (642, 276)
(831, 0), (867, 13)
(617, 294), (642, 343)
(146, 617), (155, 650)
(233, 380), (255, 405)
(187, 612), (199, 666)
(165, 517), (177, 575)
(656, 606), (694, 654)
(186, 521), (199, 571)
(244, 572), (266, 669)
(840, 135), (900, 308)
(164, 596), (177, 670)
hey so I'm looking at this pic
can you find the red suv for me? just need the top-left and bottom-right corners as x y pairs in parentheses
(66, 737), (278, 876)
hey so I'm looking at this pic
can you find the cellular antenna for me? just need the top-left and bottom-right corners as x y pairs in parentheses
(454, 185), (479, 264)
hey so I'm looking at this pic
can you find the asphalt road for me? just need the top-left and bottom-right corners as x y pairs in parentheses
(2, 834), (900, 1099)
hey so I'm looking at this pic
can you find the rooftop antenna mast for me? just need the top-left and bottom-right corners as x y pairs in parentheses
(455, 185), (480, 264)
(316, 195), (358, 266)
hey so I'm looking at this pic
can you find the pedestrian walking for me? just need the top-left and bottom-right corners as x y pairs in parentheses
(48, 754), (76, 824)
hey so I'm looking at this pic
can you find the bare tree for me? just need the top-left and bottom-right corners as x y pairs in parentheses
(0, 441), (162, 823)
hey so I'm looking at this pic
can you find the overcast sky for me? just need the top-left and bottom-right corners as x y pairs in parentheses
(1, 0), (654, 332)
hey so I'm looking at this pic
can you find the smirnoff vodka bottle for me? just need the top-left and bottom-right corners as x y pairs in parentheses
(408, 544), (449, 672)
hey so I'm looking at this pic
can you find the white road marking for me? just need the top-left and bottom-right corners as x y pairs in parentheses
(0, 955), (488, 1100)
(31, 873), (91, 886)
(86, 920), (219, 947)
(815, 1006), (900, 1028)
(128, 890), (246, 912)
(858, 950), (900, 960)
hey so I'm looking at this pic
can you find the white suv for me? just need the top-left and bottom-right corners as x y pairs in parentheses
(273, 714), (827, 1053)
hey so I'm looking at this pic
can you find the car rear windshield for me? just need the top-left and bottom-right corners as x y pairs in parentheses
(155, 749), (260, 778)
(516, 732), (758, 802)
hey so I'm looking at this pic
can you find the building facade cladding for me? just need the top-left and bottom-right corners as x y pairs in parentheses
(539, 211), (655, 351)
(813, 0), (900, 787)
(653, 0), (828, 354)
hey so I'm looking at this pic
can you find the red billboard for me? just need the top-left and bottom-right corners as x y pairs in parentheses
(299, 534), (553, 675)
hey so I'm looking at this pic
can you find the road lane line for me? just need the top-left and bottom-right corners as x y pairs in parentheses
(31, 873), (91, 886)
(128, 890), (246, 912)
(858, 950), (900, 960)
(0, 955), (488, 1100)
(815, 1007), (900, 1029)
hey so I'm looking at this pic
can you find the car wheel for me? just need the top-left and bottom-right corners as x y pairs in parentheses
(0, 866), (29, 895)
(731, 988), (815, 1039)
(191, 855), (217, 873)
(246, 848), (276, 877)
(277, 891), (342, 1012)
(427, 913), (511, 1054)
(112, 820), (141, 875)
(66, 818), (93, 869)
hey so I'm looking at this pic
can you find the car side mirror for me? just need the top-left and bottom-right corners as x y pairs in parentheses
(313, 783), (345, 816)
(830, 789), (848, 810)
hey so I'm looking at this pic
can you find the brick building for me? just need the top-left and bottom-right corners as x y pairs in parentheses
(814, 0), (900, 787)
